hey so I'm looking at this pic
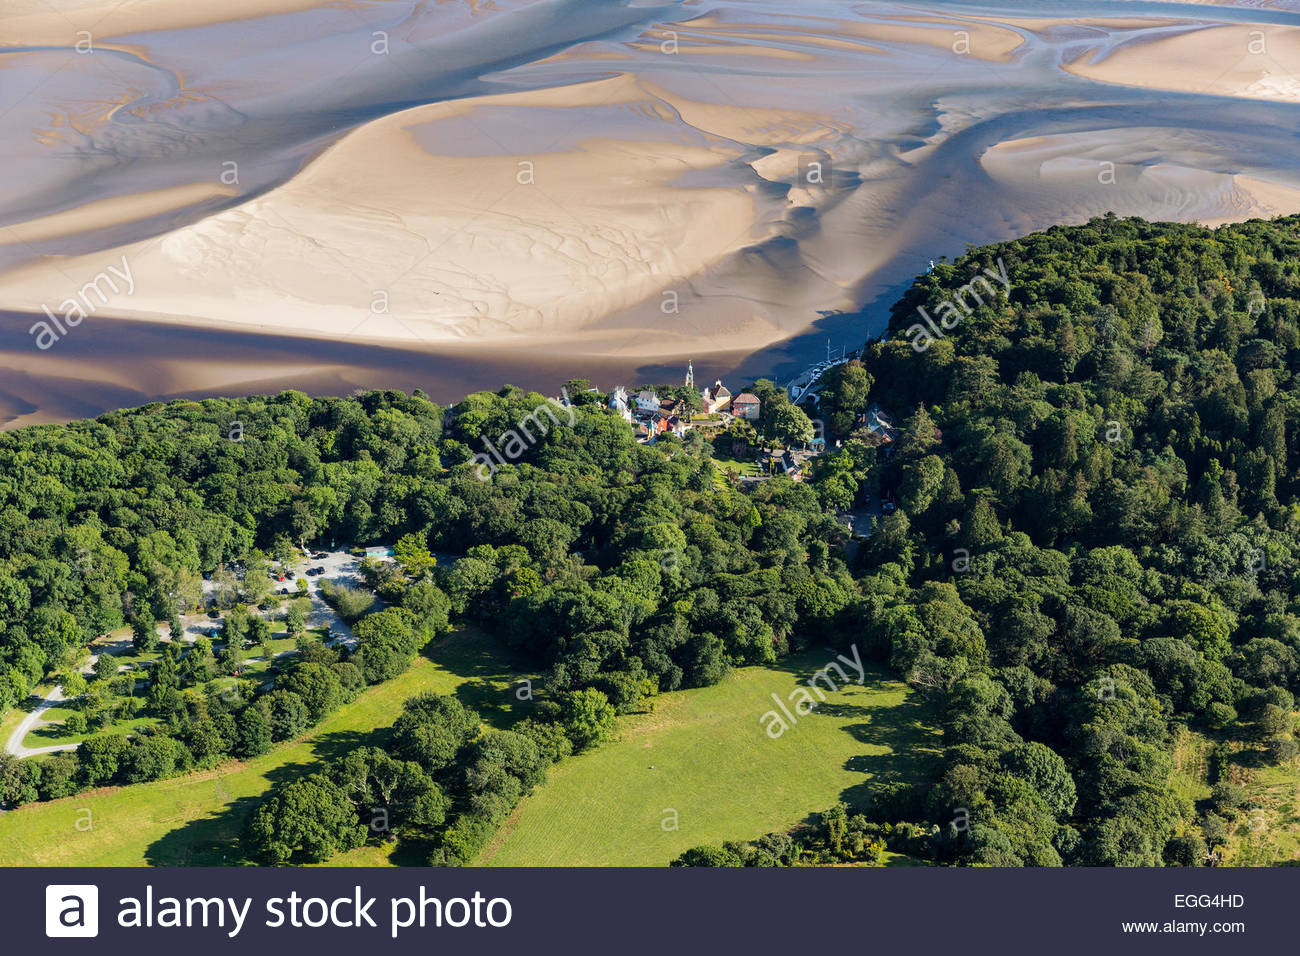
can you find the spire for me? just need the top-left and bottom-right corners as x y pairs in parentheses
(685, 360), (694, 389)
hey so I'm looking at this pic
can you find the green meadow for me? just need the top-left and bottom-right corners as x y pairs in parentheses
(2, 635), (937, 869)
(1171, 727), (1300, 866)
(478, 650), (939, 867)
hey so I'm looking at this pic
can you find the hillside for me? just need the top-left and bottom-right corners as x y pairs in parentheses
(677, 213), (1300, 866)
(2, 215), (1300, 867)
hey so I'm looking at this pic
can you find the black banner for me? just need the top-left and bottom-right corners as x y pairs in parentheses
(10, 867), (1291, 954)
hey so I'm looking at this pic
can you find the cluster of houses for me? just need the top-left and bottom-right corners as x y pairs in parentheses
(606, 362), (762, 443)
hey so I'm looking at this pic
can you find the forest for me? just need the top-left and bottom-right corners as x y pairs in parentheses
(3, 213), (1300, 866)
(0, 373), (853, 863)
(677, 213), (1300, 866)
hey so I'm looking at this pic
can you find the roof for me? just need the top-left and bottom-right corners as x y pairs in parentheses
(733, 392), (760, 405)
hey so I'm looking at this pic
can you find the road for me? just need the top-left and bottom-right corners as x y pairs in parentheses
(2, 614), (211, 759)
(295, 548), (365, 648)
(786, 349), (859, 405)
(4, 686), (72, 758)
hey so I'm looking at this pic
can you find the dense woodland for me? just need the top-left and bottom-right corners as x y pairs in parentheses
(0, 375), (852, 863)
(678, 213), (1300, 866)
(3, 214), (1300, 865)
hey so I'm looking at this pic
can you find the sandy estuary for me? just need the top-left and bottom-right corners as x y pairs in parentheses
(2, 0), (1300, 425)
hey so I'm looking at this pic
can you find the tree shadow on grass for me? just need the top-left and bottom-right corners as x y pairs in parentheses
(143, 734), (448, 866)
(145, 794), (265, 866)
(422, 626), (535, 728)
(16, 693), (47, 715)
(751, 650), (943, 814)
(143, 753), (330, 866)
(27, 724), (74, 743)
(809, 681), (942, 813)
(1226, 746), (1268, 772)
(142, 723), (393, 867)
(143, 628), (527, 866)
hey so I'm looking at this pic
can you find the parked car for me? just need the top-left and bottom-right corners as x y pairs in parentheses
(207, 609), (221, 619)
(279, 587), (289, 595)
(314, 566), (325, 574)
(313, 552), (328, 560)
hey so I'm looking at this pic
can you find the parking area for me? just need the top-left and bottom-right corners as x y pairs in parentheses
(197, 548), (369, 650)
(291, 548), (366, 648)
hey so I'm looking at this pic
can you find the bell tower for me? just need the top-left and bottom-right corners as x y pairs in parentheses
(685, 360), (695, 389)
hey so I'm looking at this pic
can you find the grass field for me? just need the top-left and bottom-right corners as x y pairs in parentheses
(27, 712), (159, 749)
(0, 627), (527, 866)
(1171, 725), (1300, 866)
(712, 453), (763, 478)
(1228, 759), (1300, 865)
(477, 650), (939, 867)
(1, 684), (52, 741)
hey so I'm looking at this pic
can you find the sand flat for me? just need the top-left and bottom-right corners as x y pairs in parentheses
(0, 74), (771, 351)
(0, 182), (237, 246)
(1064, 22), (1300, 102)
(0, 0), (520, 44)
(5, 2), (1300, 424)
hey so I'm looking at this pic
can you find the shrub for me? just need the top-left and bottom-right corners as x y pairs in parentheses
(1163, 833), (1208, 867)
(62, 711), (88, 736)
(319, 580), (376, 623)
(1265, 735), (1298, 765)
(1209, 782), (1246, 815)
(671, 845), (745, 867)
(1204, 702), (1236, 730)
(558, 688), (616, 752)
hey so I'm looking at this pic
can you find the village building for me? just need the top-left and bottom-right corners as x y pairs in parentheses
(635, 389), (661, 414)
(861, 404), (898, 444)
(607, 386), (633, 422)
(732, 392), (761, 421)
(660, 397), (687, 418)
(701, 380), (732, 414)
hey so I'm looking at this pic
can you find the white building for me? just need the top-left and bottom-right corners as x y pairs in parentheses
(608, 386), (633, 422)
(701, 380), (732, 414)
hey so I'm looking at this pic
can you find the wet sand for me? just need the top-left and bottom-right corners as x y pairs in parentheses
(4, 0), (1300, 426)
(0, 308), (748, 428)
